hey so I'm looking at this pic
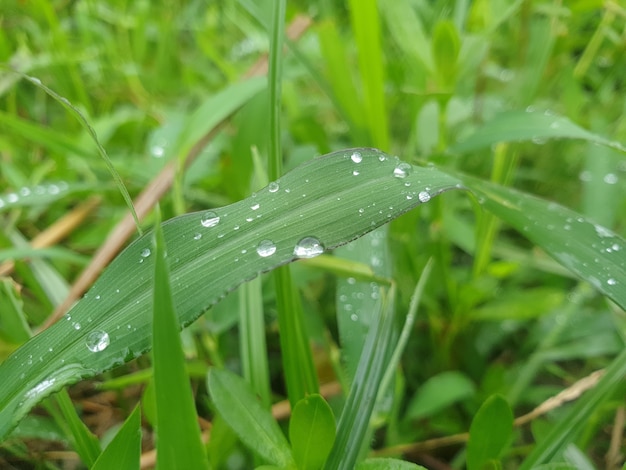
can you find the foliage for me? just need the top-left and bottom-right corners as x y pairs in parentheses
(0, 1), (625, 469)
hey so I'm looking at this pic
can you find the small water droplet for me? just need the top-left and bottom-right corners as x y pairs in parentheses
(73, 322), (81, 330)
(269, 182), (279, 193)
(353, 170), (360, 176)
(257, 239), (277, 257)
(393, 163), (412, 178)
(141, 248), (151, 258)
(86, 331), (110, 352)
(251, 203), (260, 211)
(201, 211), (220, 228)
(350, 151), (362, 163)
(193, 233), (202, 240)
(294, 236), (324, 258)
(603, 173), (618, 184)
(607, 278), (617, 286)
(350, 313), (358, 321)
(418, 191), (431, 202)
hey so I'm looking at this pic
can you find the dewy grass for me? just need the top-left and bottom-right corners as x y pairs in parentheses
(1, 2), (626, 468)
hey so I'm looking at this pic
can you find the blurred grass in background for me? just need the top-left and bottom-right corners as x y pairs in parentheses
(0, 0), (625, 468)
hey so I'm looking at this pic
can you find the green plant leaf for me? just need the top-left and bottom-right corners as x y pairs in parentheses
(452, 110), (626, 154)
(92, 405), (141, 470)
(462, 175), (626, 310)
(466, 394), (513, 470)
(0, 278), (31, 345)
(356, 458), (427, 469)
(289, 394), (336, 470)
(51, 389), (102, 467)
(208, 368), (294, 468)
(325, 285), (397, 470)
(0, 149), (462, 441)
(406, 371), (476, 421)
(432, 20), (461, 91)
(151, 212), (209, 470)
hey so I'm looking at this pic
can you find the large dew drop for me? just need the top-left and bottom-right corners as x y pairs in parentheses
(268, 182), (279, 193)
(256, 239), (277, 257)
(350, 151), (362, 163)
(200, 211), (220, 228)
(418, 191), (431, 202)
(294, 236), (324, 259)
(393, 163), (412, 178)
(86, 330), (110, 352)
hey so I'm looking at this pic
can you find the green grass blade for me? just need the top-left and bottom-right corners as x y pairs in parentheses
(518, 348), (626, 469)
(356, 458), (427, 470)
(324, 284), (397, 470)
(0, 278), (31, 345)
(52, 389), (101, 467)
(92, 405), (141, 470)
(151, 211), (209, 470)
(462, 175), (626, 309)
(208, 368), (294, 468)
(19, 73), (143, 234)
(0, 149), (462, 440)
(267, 0), (319, 405)
(466, 395), (513, 470)
(0, 149), (459, 438)
(238, 277), (271, 408)
(348, 0), (388, 150)
(452, 109), (626, 154)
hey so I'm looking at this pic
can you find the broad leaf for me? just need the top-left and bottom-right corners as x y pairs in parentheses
(208, 368), (293, 468)
(466, 394), (513, 470)
(452, 110), (626, 154)
(290, 394), (336, 470)
(0, 149), (461, 441)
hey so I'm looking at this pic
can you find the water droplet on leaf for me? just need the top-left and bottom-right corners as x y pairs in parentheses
(86, 331), (110, 352)
(201, 211), (220, 228)
(257, 240), (277, 257)
(294, 236), (324, 258)
(350, 151), (362, 163)
(418, 191), (431, 202)
(393, 163), (412, 178)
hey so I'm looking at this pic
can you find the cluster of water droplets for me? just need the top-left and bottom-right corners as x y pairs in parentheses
(0, 182), (70, 210)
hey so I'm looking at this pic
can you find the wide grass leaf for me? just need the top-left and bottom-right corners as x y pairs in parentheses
(452, 109), (626, 154)
(462, 175), (626, 309)
(0, 148), (461, 441)
(208, 368), (294, 467)
(151, 215), (209, 469)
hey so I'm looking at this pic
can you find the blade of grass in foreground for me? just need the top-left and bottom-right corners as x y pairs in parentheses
(152, 212), (208, 469)
(0, 149), (462, 440)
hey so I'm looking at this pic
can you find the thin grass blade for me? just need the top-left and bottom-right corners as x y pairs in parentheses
(92, 406), (141, 470)
(151, 212), (209, 469)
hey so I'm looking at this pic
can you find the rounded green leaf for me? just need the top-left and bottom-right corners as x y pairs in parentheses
(208, 368), (294, 468)
(289, 394), (336, 470)
(406, 371), (476, 420)
(467, 394), (513, 470)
